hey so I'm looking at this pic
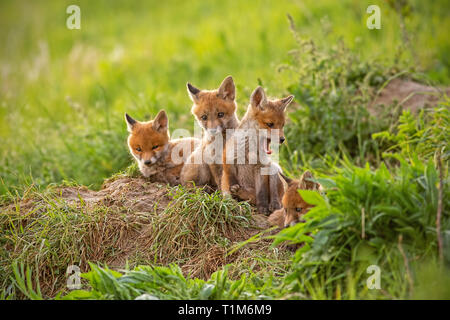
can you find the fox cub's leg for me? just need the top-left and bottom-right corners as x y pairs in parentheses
(268, 173), (283, 212)
(209, 163), (223, 190)
(222, 164), (256, 204)
(180, 150), (212, 187)
(221, 141), (240, 196)
(181, 163), (212, 186)
(235, 188), (256, 205)
(255, 169), (270, 215)
(221, 163), (239, 196)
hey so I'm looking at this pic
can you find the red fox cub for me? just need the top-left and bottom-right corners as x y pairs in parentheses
(221, 86), (294, 215)
(180, 76), (240, 188)
(268, 171), (321, 228)
(125, 110), (199, 186)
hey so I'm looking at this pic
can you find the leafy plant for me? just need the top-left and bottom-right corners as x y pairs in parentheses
(274, 156), (449, 298)
(373, 97), (450, 162)
(278, 15), (406, 174)
(62, 263), (283, 300)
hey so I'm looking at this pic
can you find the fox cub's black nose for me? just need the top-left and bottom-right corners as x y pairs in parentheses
(144, 160), (151, 165)
(279, 137), (285, 144)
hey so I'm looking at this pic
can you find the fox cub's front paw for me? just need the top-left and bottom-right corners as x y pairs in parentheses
(230, 184), (240, 194)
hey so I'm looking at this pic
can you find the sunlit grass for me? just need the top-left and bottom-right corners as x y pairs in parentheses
(0, 0), (449, 300)
(1, 0), (449, 194)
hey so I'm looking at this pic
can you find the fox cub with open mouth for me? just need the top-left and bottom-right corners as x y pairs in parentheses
(221, 86), (294, 215)
(125, 110), (199, 186)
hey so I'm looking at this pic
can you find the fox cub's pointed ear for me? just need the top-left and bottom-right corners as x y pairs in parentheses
(152, 110), (169, 132)
(250, 86), (267, 110)
(187, 83), (201, 102)
(299, 170), (320, 190)
(279, 95), (294, 111)
(218, 76), (235, 101)
(125, 113), (137, 132)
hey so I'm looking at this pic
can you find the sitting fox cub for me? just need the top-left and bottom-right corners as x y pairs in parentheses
(181, 76), (240, 188)
(268, 171), (321, 228)
(125, 110), (199, 186)
(221, 86), (294, 215)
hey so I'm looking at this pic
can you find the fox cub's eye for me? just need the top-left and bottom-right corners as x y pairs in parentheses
(266, 122), (274, 128)
(201, 115), (207, 121)
(136, 147), (142, 152)
(152, 145), (159, 150)
(217, 112), (224, 118)
(296, 207), (302, 212)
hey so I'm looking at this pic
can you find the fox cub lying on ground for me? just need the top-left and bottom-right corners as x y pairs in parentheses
(221, 86), (294, 215)
(125, 110), (199, 186)
(268, 171), (321, 228)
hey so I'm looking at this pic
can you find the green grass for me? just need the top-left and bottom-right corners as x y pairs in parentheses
(61, 263), (284, 300)
(274, 158), (450, 298)
(1, 0), (449, 194)
(0, 0), (449, 300)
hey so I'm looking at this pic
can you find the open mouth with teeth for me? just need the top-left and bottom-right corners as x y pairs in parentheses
(263, 138), (272, 154)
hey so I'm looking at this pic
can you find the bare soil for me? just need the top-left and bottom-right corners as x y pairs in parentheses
(370, 78), (450, 114)
(59, 176), (172, 215)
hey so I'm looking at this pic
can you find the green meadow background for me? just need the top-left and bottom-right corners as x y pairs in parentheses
(0, 0), (448, 195)
(1, 0), (449, 300)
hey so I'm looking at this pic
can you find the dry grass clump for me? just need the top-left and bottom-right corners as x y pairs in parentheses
(1, 177), (287, 298)
(138, 185), (282, 279)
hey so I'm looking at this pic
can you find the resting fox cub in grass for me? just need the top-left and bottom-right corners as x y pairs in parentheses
(180, 76), (240, 188)
(125, 110), (199, 186)
(221, 86), (294, 215)
(268, 171), (321, 228)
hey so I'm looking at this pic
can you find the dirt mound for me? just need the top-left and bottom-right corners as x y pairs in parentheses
(370, 78), (450, 114)
(54, 177), (274, 269)
(1, 176), (282, 297)
(58, 177), (171, 214)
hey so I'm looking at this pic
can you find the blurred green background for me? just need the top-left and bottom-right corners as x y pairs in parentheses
(0, 0), (449, 194)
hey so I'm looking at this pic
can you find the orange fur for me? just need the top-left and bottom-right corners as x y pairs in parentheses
(126, 110), (199, 185)
(220, 86), (293, 215)
(268, 171), (321, 228)
(181, 76), (240, 188)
